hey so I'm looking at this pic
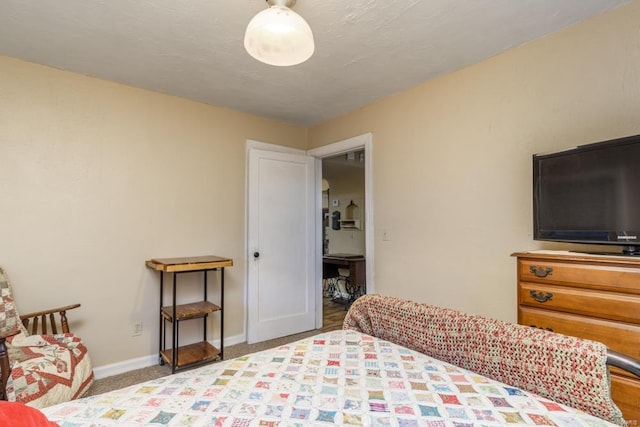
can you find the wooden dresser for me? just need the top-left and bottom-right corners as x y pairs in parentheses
(513, 251), (640, 423)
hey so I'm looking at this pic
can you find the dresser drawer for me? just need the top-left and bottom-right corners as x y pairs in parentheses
(518, 259), (640, 294)
(611, 374), (640, 425)
(519, 282), (640, 325)
(519, 307), (640, 361)
(515, 252), (640, 423)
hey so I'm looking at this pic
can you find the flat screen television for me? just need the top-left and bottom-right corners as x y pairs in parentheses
(533, 134), (640, 256)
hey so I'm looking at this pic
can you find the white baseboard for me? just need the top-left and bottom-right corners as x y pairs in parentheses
(93, 354), (158, 380)
(93, 333), (246, 380)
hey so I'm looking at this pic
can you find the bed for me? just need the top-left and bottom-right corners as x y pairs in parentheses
(40, 294), (632, 427)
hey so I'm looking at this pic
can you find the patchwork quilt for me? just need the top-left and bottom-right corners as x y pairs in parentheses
(6, 332), (94, 409)
(343, 294), (622, 424)
(42, 330), (618, 426)
(1, 265), (94, 409)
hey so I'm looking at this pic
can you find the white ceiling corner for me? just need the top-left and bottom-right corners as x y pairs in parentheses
(0, 0), (631, 126)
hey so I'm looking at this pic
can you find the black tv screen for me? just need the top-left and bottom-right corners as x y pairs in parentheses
(533, 134), (640, 255)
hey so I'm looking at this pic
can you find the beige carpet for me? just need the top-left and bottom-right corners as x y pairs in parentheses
(84, 328), (323, 397)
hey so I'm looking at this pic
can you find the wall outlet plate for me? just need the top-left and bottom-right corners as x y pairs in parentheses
(131, 321), (143, 336)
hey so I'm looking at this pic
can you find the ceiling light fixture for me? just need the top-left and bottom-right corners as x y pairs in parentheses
(244, 0), (314, 67)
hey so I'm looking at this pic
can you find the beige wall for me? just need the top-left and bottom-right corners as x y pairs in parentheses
(309, 1), (640, 320)
(0, 55), (306, 367)
(2, 0), (640, 369)
(325, 172), (366, 255)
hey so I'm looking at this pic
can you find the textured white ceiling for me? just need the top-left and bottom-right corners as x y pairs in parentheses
(0, 0), (630, 126)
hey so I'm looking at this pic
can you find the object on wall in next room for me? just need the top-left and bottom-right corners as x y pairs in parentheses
(340, 200), (361, 230)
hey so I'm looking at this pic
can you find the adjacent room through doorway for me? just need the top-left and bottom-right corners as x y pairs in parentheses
(321, 149), (366, 325)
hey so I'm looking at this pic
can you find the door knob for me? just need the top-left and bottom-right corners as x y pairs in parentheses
(253, 252), (260, 258)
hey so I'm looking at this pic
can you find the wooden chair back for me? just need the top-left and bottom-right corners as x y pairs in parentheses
(20, 304), (80, 335)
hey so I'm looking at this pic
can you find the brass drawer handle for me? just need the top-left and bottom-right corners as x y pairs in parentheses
(529, 265), (553, 278)
(529, 290), (553, 303)
(529, 324), (554, 332)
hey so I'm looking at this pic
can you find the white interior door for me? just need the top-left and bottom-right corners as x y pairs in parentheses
(247, 147), (316, 344)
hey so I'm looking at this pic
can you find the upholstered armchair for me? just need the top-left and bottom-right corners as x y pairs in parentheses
(0, 267), (94, 408)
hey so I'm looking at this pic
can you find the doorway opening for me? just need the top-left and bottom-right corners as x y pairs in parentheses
(308, 133), (374, 330)
(321, 150), (366, 322)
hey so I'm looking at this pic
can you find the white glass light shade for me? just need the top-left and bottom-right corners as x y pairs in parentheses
(244, 5), (314, 67)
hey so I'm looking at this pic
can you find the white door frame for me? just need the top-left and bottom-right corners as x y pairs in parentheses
(307, 133), (374, 328)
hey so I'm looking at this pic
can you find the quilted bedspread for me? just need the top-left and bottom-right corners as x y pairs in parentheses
(42, 329), (618, 427)
(343, 294), (622, 424)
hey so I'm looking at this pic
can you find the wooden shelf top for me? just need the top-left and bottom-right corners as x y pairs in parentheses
(146, 255), (233, 272)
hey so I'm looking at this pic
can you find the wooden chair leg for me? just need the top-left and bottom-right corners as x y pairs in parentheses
(0, 337), (9, 401)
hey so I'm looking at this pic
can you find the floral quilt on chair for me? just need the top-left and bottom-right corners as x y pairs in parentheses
(6, 332), (94, 409)
(0, 266), (94, 409)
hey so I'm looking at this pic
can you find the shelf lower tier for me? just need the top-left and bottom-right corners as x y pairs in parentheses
(160, 341), (221, 368)
(161, 301), (220, 321)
